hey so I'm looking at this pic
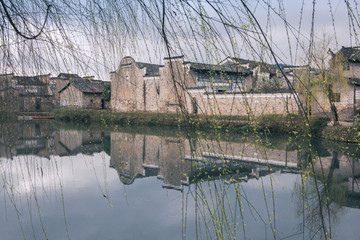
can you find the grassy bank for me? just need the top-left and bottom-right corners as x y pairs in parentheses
(51, 109), (330, 136)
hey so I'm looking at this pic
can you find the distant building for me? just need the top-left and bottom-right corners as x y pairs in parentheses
(58, 77), (105, 109)
(49, 73), (82, 107)
(0, 73), (54, 112)
(323, 46), (360, 117)
(219, 57), (280, 92)
(111, 56), (298, 116)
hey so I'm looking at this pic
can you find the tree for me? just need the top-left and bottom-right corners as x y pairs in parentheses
(310, 34), (346, 126)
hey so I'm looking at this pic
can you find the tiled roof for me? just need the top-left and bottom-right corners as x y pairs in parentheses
(224, 57), (259, 69)
(221, 57), (277, 74)
(71, 79), (104, 93)
(57, 73), (81, 79)
(13, 76), (45, 86)
(337, 47), (360, 62)
(184, 62), (252, 74)
(135, 62), (163, 77)
(349, 78), (360, 86)
(59, 78), (105, 94)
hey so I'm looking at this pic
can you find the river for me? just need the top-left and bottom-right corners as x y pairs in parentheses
(0, 121), (359, 240)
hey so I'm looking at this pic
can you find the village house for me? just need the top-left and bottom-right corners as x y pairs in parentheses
(111, 55), (299, 116)
(308, 46), (360, 118)
(0, 73), (54, 112)
(219, 57), (283, 92)
(58, 76), (106, 109)
(110, 56), (164, 112)
(49, 73), (83, 106)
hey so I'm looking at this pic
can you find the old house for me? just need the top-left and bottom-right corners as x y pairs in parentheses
(49, 73), (84, 107)
(59, 77), (105, 109)
(111, 55), (299, 116)
(310, 46), (360, 118)
(111, 56), (255, 113)
(0, 73), (54, 112)
(110, 56), (165, 112)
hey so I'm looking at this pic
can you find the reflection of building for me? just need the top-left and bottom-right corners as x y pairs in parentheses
(0, 122), (55, 158)
(110, 131), (301, 191)
(110, 132), (192, 189)
(110, 129), (360, 202)
(55, 129), (106, 156)
(0, 121), (108, 159)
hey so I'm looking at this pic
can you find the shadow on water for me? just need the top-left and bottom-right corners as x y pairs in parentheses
(0, 120), (359, 239)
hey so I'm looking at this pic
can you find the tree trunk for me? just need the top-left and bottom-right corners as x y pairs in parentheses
(326, 84), (339, 126)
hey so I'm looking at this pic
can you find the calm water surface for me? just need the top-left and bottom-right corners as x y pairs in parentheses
(0, 121), (359, 240)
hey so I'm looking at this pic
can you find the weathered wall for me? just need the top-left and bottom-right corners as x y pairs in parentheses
(52, 78), (70, 107)
(20, 96), (54, 112)
(185, 90), (299, 116)
(311, 83), (358, 118)
(0, 88), (20, 112)
(60, 85), (83, 108)
(83, 93), (102, 109)
(159, 57), (188, 113)
(143, 76), (164, 112)
(345, 62), (360, 78)
(111, 56), (303, 116)
(111, 57), (146, 112)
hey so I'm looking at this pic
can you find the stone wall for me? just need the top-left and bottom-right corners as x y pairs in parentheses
(310, 83), (359, 118)
(185, 90), (299, 115)
(111, 56), (359, 118)
(60, 85), (83, 108)
(111, 57), (145, 112)
(345, 62), (360, 78)
(83, 93), (102, 109)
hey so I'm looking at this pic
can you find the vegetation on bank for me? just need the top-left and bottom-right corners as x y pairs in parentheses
(51, 109), (330, 136)
(323, 124), (360, 143)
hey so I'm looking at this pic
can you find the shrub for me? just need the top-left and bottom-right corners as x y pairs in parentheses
(256, 114), (291, 134)
(308, 115), (331, 135)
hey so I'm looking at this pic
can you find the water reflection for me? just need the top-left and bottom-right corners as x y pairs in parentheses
(0, 121), (359, 239)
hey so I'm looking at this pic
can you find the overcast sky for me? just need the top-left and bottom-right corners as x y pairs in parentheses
(1, 0), (358, 81)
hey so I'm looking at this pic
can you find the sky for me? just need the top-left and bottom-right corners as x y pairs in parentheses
(1, 0), (358, 81)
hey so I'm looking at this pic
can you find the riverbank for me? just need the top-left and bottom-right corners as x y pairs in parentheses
(322, 124), (360, 143)
(51, 109), (330, 136)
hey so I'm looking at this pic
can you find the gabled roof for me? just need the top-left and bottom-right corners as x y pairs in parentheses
(184, 61), (252, 75)
(336, 46), (360, 62)
(221, 57), (259, 69)
(219, 56), (277, 74)
(57, 73), (81, 80)
(135, 62), (163, 77)
(59, 78), (104, 94)
(118, 56), (163, 77)
(349, 78), (360, 86)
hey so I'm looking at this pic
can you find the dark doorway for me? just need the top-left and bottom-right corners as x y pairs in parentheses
(101, 99), (105, 109)
(35, 98), (41, 111)
(192, 97), (198, 114)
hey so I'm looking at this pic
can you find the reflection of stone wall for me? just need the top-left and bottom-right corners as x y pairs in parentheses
(0, 122), (56, 158)
(186, 138), (299, 165)
(55, 129), (105, 156)
(110, 131), (302, 190)
(110, 132), (193, 189)
(311, 151), (360, 181)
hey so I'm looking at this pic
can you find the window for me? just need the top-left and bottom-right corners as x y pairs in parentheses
(343, 63), (350, 71)
(90, 99), (93, 103)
